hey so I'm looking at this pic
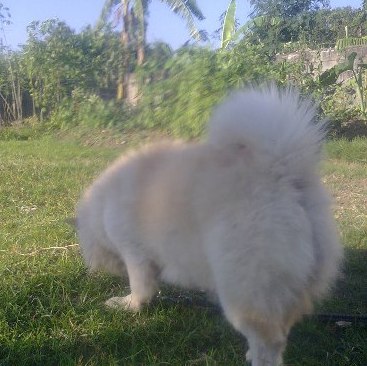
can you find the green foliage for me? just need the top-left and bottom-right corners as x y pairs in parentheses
(245, 0), (331, 56)
(1, 2), (367, 132)
(320, 84), (360, 128)
(136, 41), (173, 81)
(23, 19), (121, 119)
(320, 52), (367, 118)
(336, 36), (367, 50)
(243, 5), (367, 56)
(249, 0), (330, 18)
(0, 124), (43, 141)
(326, 137), (367, 160)
(319, 52), (357, 85)
(304, 7), (367, 48)
(49, 91), (127, 130)
(242, 15), (286, 57)
(0, 51), (25, 122)
(130, 48), (221, 137)
(131, 44), (282, 138)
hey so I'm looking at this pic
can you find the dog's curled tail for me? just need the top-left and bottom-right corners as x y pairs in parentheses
(207, 85), (326, 173)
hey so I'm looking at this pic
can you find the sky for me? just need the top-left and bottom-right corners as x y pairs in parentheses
(2, 0), (363, 50)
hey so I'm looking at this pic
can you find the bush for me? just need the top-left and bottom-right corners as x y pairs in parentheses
(319, 84), (361, 135)
(130, 44), (281, 139)
(49, 89), (128, 130)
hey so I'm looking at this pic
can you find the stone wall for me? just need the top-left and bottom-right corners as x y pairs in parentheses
(277, 45), (367, 81)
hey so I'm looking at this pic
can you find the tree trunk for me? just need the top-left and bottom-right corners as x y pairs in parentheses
(136, 16), (146, 66)
(117, 0), (131, 101)
(17, 79), (22, 120)
(137, 43), (144, 66)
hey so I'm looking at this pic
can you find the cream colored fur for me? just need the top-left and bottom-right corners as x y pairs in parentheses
(77, 86), (343, 366)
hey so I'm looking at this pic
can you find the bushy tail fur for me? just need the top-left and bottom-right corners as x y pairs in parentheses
(207, 86), (325, 175)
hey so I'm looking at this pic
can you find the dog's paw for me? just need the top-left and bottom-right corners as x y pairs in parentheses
(105, 295), (141, 312)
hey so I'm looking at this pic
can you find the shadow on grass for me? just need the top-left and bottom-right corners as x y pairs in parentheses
(329, 119), (367, 139)
(1, 248), (366, 365)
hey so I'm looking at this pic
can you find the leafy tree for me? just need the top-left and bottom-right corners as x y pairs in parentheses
(249, 0), (329, 18)
(243, 0), (330, 56)
(0, 50), (25, 123)
(241, 4), (367, 56)
(23, 19), (121, 119)
(0, 3), (21, 124)
(98, 0), (206, 100)
(308, 7), (367, 47)
(99, 0), (206, 60)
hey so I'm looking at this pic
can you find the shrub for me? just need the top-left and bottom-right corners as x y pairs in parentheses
(130, 44), (280, 139)
(49, 90), (128, 130)
(320, 84), (360, 123)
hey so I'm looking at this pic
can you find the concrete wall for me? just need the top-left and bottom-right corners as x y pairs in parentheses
(277, 45), (367, 81)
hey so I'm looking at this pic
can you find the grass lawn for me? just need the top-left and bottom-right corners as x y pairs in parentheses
(0, 129), (366, 365)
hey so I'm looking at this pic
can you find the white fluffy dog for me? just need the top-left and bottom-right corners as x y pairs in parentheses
(77, 86), (343, 366)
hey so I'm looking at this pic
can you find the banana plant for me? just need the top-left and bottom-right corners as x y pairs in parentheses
(320, 52), (367, 118)
(221, 0), (237, 49)
(220, 2), (282, 51)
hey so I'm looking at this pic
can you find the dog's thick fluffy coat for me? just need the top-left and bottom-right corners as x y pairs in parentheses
(77, 86), (342, 366)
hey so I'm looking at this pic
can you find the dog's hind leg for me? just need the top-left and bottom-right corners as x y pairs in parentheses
(105, 252), (159, 312)
(243, 326), (286, 366)
(221, 300), (288, 366)
(226, 313), (288, 366)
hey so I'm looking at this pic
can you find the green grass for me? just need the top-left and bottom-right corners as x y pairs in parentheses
(0, 131), (366, 365)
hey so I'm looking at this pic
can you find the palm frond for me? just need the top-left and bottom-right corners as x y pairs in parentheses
(182, 0), (205, 20)
(162, 0), (207, 41)
(97, 0), (121, 29)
